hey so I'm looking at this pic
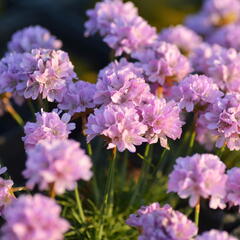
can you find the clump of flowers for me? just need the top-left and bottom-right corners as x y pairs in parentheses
(58, 80), (96, 116)
(1, 194), (69, 240)
(132, 40), (192, 86)
(94, 58), (151, 106)
(199, 93), (240, 150)
(139, 96), (184, 149)
(126, 202), (198, 240)
(176, 74), (223, 112)
(22, 109), (75, 150)
(158, 25), (202, 55)
(7, 25), (62, 53)
(168, 154), (227, 209)
(85, 0), (157, 56)
(86, 103), (147, 152)
(196, 230), (237, 240)
(23, 139), (92, 194)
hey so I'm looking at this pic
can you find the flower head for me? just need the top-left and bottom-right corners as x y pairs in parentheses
(8, 26), (62, 53)
(132, 41), (192, 85)
(126, 203), (197, 240)
(22, 109), (75, 150)
(23, 139), (92, 194)
(196, 230), (237, 240)
(58, 80), (96, 115)
(168, 154), (227, 209)
(94, 58), (151, 106)
(1, 194), (69, 240)
(158, 25), (202, 55)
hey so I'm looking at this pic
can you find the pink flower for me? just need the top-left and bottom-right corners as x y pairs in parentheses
(8, 25), (62, 53)
(126, 203), (197, 240)
(22, 109), (75, 150)
(1, 194), (69, 240)
(196, 230), (237, 240)
(168, 154), (227, 209)
(23, 139), (92, 194)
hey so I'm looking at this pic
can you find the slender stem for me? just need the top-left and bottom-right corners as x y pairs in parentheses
(217, 146), (225, 158)
(195, 201), (200, 228)
(49, 183), (56, 199)
(187, 131), (196, 155)
(74, 186), (85, 222)
(12, 186), (28, 192)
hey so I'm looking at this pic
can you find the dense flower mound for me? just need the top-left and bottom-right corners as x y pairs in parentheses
(207, 24), (240, 51)
(126, 202), (198, 240)
(168, 154), (227, 209)
(200, 93), (240, 150)
(226, 167), (240, 208)
(185, 0), (240, 35)
(58, 80), (96, 115)
(86, 103), (147, 152)
(24, 49), (76, 102)
(132, 40), (192, 85)
(196, 230), (237, 240)
(158, 25), (202, 55)
(23, 139), (92, 194)
(22, 109), (75, 150)
(85, 0), (157, 56)
(139, 96), (184, 149)
(176, 74), (223, 112)
(1, 194), (69, 240)
(7, 25), (62, 53)
(0, 167), (14, 216)
(94, 58), (151, 106)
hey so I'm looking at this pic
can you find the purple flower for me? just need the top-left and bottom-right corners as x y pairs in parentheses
(8, 26), (62, 53)
(25, 49), (76, 102)
(58, 80), (96, 115)
(84, 0), (157, 56)
(176, 74), (223, 112)
(140, 96), (184, 149)
(202, 93), (240, 150)
(196, 230), (237, 240)
(168, 154), (227, 209)
(23, 139), (92, 194)
(22, 109), (75, 150)
(158, 25), (202, 55)
(226, 167), (240, 208)
(94, 58), (151, 106)
(1, 194), (69, 240)
(126, 203), (197, 240)
(207, 24), (240, 51)
(86, 103), (147, 152)
(132, 40), (192, 85)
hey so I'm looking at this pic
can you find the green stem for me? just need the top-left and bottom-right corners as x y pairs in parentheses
(187, 131), (196, 155)
(195, 201), (200, 228)
(5, 102), (24, 127)
(74, 186), (85, 222)
(217, 146), (225, 158)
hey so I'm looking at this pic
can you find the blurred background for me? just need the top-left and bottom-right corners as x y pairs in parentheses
(0, 0), (202, 181)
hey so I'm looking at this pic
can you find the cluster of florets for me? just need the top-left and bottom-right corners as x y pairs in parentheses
(1, 194), (69, 240)
(23, 139), (92, 194)
(158, 25), (202, 55)
(126, 202), (198, 240)
(185, 0), (240, 36)
(7, 25), (62, 53)
(196, 230), (237, 240)
(84, 0), (157, 56)
(22, 109), (75, 150)
(168, 154), (227, 209)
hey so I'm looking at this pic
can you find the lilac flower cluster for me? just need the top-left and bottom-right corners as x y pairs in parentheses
(85, 0), (157, 56)
(22, 109), (75, 150)
(1, 194), (69, 240)
(185, 0), (240, 35)
(168, 154), (227, 209)
(176, 74), (223, 112)
(23, 139), (92, 194)
(158, 25), (202, 55)
(196, 230), (237, 240)
(8, 26), (62, 53)
(0, 49), (76, 102)
(126, 202), (197, 240)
